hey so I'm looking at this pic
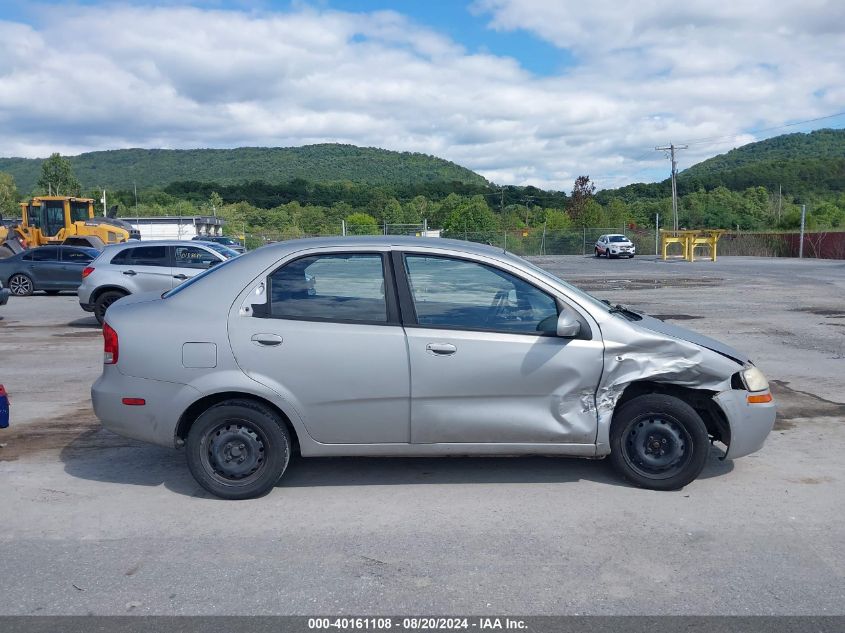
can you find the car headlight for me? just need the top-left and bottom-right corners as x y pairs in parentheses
(741, 366), (769, 392)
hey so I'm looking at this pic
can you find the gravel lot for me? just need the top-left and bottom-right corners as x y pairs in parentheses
(0, 255), (843, 615)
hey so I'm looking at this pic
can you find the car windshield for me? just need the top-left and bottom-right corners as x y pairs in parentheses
(202, 242), (240, 258)
(609, 235), (629, 242)
(162, 256), (238, 298)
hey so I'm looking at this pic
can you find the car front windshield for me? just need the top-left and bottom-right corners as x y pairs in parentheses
(203, 242), (240, 258)
(609, 236), (629, 243)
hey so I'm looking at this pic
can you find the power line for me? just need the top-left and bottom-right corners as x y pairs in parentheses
(677, 110), (845, 147)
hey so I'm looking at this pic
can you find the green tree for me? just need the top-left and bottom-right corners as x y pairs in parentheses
(0, 172), (19, 218)
(443, 195), (499, 239)
(346, 212), (379, 235)
(544, 209), (572, 231)
(568, 175), (596, 228)
(37, 153), (81, 196)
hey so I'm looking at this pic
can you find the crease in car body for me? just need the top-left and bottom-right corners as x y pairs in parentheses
(91, 236), (776, 499)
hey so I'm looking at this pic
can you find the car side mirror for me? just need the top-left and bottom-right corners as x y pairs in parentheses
(556, 310), (581, 338)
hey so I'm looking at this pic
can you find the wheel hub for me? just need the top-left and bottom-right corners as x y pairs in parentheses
(207, 424), (264, 479)
(624, 417), (690, 477)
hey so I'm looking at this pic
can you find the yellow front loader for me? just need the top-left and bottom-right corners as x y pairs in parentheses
(0, 196), (140, 258)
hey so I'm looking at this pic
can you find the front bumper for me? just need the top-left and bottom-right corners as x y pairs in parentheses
(713, 389), (777, 459)
(92, 366), (198, 448)
(79, 302), (94, 312)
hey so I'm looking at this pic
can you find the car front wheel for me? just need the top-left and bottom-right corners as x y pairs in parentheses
(186, 399), (291, 500)
(609, 394), (710, 490)
(8, 273), (34, 296)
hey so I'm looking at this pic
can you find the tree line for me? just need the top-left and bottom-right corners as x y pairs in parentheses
(1, 153), (843, 240)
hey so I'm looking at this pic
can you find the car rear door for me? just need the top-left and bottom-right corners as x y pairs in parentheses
(58, 247), (95, 289)
(228, 250), (410, 444)
(111, 245), (174, 292)
(27, 246), (62, 289)
(397, 251), (604, 445)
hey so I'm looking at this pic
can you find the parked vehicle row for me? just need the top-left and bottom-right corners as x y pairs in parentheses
(92, 236), (776, 500)
(79, 241), (240, 323)
(0, 240), (241, 323)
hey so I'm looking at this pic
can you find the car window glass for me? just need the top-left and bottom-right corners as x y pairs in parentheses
(30, 247), (60, 262)
(174, 245), (220, 269)
(609, 236), (628, 243)
(62, 248), (94, 263)
(404, 255), (558, 334)
(112, 246), (168, 267)
(269, 254), (386, 323)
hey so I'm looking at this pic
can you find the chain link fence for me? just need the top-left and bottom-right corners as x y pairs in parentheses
(242, 224), (845, 259)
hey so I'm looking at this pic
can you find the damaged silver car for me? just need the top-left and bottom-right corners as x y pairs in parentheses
(92, 237), (776, 499)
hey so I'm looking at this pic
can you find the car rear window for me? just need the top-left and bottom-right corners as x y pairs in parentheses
(110, 246), (169, 267)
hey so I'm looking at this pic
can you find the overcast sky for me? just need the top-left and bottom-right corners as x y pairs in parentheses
(1, 0), (843, 190)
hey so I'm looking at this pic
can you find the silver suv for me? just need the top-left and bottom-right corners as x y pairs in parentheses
(79, 240), (238, 323)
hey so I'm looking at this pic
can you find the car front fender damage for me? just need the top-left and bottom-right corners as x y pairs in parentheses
(593, 329), (739, 456)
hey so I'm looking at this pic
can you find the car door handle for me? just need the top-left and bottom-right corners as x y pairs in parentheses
(173, 274), (188, 280)
(426, 343), (456, 355)
(251, 333), (283, 347)
(122, 270), (137, 276)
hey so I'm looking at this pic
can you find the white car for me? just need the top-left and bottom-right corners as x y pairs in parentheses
(595, 234), (636, 258)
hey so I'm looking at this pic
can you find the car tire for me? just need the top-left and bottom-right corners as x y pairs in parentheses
(8, 273), (34, 296)
(94, 290), (127, 325)
(594, 248), (600, 258)
(609, 394), (710, 491)
(186, 399), (291, 500)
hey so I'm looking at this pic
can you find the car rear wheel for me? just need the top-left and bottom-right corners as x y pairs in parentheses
(594, 248), (600, 258)
(8, 273), (33, 296)
(609, 394), (710, 491)
(94, 290), (127, 325)
(186, 399), (291, 500)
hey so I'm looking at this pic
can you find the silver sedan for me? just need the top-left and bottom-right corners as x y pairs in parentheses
(92, 237), (776, 499)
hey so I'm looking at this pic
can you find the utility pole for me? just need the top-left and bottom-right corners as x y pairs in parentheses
(655, 143), (687, 231)
(799, 204), (806, 258)
(134, 181), (138, 212)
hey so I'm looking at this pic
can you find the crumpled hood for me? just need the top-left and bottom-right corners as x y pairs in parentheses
(632, 314), (749, 365)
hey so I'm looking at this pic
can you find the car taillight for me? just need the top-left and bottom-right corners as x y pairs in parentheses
(82, 266), (95, 279)
(103, 323), (119, 365)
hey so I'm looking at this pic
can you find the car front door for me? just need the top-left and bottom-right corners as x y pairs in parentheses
(111, 245), (174, 292)
(228, 250), (411, 444)
(398, 252), (604, 445)
(172, 244), (224, 285)
(58, 247), (95, 289)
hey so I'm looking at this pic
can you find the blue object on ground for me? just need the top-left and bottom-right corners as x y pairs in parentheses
(0, 384), (9, 429)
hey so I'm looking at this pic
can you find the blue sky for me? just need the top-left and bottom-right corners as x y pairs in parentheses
(0, 0), (843, 189)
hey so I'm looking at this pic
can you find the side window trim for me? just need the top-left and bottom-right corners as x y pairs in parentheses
(256, 251), (401, 326)
(394, 251), (566, 338)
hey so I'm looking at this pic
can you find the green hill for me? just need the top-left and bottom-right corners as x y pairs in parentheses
(602, 128), (845, 203)
(0, 144), (489, 193)
(678, 128), (845, 198)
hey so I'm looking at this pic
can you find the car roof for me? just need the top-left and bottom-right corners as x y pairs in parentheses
(104, 239), (219, 249)
(252, 235), (509, 258)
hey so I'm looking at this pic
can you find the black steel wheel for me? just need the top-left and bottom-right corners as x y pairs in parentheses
(186, 399), (291, 500)
(8, 273), (34, 296)
(94, 290), (126, 325)
(609, 394), (709, 490)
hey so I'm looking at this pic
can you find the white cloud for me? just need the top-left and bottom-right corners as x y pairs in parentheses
(0, 2), (843, 190)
